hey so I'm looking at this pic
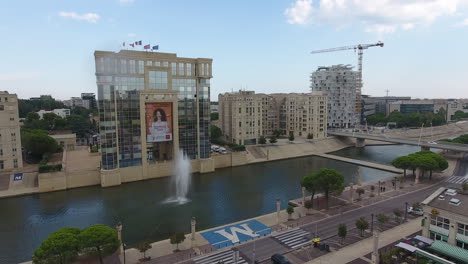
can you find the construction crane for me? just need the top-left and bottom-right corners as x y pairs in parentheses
(310, 41), (384, 123)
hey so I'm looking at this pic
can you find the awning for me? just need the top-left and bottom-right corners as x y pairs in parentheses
(457, 234), (468, 244)
(415, 235), (434, 245)
(396, 242), (418, 252)
(430, 225), (449, 236)
(430, 240), (468, 263)
(415, 249), (457, 264)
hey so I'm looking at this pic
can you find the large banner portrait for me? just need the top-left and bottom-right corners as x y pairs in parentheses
(145, 102), (173, 142)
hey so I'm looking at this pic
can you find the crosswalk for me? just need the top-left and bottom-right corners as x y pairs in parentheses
(272, 228), (311, 249)
(446, 176), (468, 184)
(193, 249), (248, 264)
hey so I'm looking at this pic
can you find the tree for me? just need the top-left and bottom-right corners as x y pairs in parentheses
(463, 182), (468, 191)
(79, 225), (120, 264)
(288, 132), (295, 142)
(307, 133), (313, 140)
(135, 241), (152, 259)
(315, 169), (345, 209)
(22, 129), (60, 158)
(356, 188), (365, 200)
(272, 130), (282, 138)
(170, 232), (186, 251)
(412, 202), (421, 210)
(337, 224), (347, 244)
(300, 172), (320, 207)
(286, 206), (294, 219)
(414, 155), (438, 179)
(269, 136), (277, 144)
(376, 214), (389, 231)
(33, 227), (81, 264)
(71, 106), (91, 119)
(43, 113), (59, 130)
(391, 156), (412, 177)
(26, 112), (40, 122)
(66, 115), (90, 137)
(422, 151), (448, 180)
(210, 112), (219, 121)
(355, 217), (369, 237)
(393, 209), (403, 224)
(210, 125), (222, 141)
(258, 136), (266, 145)
(304, 200), (313, 214)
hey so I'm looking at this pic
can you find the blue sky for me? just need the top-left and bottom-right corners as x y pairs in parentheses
(1, 0), (468, 100)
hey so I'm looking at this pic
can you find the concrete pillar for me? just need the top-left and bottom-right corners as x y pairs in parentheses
(357, 167), (362, 186)
(356, 138), (366, 148)
(448, 222), (457, 246)
(115, 223), (123, 253)
(415, 170), (420, 184)
(422, 214), (430, 238)
(349, 183), (354, 203)
(421, 146), (430, 151)
(191, 217), (196, 247)
(302, 187), (306, 206)
(371, 230), (380, 264)
(232, 247), (239, 264)
(276, 199), (281, 224)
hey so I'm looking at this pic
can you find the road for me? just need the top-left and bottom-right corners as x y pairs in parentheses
(328, 131), (468, 153)
(233, 181), (445, 264)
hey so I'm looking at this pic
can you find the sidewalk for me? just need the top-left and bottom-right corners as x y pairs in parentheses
(304, 218), (422, 264)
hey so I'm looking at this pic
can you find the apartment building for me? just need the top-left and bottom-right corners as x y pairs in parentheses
(310, 65), (359, 128)
(0, 91), (23, 171)
(219, 91), (327, 145)
(37, 108), (71, 119)
(94, 50), (212, 186)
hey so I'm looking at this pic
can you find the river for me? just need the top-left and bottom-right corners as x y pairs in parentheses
(0, 144), (443, 263)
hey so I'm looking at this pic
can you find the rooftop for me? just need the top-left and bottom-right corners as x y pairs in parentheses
(424, 187), (468, 217)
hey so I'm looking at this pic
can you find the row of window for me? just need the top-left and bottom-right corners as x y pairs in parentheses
(0, 159), (19, 169)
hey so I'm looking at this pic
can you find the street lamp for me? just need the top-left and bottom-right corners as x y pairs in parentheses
(405, 202), (409, 221)
(123, 243), (126, 264)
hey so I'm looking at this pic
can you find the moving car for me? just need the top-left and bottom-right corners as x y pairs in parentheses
(271, 253), (291, 264)
(407, 206), (424, 216)
(428, 141), (437, 145)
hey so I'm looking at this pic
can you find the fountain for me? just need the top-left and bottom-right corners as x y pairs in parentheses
(163, 150), (192, 204)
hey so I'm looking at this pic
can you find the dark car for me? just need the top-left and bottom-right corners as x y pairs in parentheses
(271, 253), (291, 264)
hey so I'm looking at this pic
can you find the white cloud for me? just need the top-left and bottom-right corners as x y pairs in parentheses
(456, 17), (468, 26)
(0, 72), (42, 81)
(285, 0), (467, 33)
(285, 0), (314, 24)
(58, 11), (100, 23)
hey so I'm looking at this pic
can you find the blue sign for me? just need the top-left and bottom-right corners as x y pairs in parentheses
(201, 219), (272, 249)
(13, 173), (23, 181)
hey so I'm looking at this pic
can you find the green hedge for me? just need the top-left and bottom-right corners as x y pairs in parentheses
(39, 164), (63, 173)
(90, 145), (99, 153)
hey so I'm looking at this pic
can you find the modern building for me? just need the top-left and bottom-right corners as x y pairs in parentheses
(310, 65), (359, 128)
(447, 99), (468, 121)
(94, 50), (212, 186)
(210, 101), (218, 113)
(0, 91), (23, 171)
(63, 97), (90, 109)
(219, 91), (327, 145)
(421, 187), (468, 262)
(37, 108), (71, 119)
(81, 93), (97, 109)
(361, 95), (412, 118)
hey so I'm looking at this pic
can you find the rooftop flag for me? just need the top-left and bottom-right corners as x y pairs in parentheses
(137, 40), (142, 45)
(130, 43), (134, 48)
(144, 44), (150, 49)
(152, 45), (158, 50)
(122, 42), (125, 47)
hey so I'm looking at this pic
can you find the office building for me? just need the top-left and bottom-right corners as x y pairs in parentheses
(219, 91), (327, 145)
(37, 108), (71, 119)
(310, 65), (359, 128)
(361, 95), (412, 118)
(421, 187), (468, 262)
(0, 91), (23, 171)
(63, 97), (90, 109)
(447, 99), (468, 121)
(81, 93), (97, 109)
(94, 50), (212, 186)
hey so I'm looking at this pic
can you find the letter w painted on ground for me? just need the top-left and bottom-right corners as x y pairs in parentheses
(214, 224), (259, 243)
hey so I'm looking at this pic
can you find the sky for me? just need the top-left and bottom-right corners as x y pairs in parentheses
(1, 0), (468, 100)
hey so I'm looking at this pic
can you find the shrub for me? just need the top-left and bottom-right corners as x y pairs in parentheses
(39, 164), (63, 173)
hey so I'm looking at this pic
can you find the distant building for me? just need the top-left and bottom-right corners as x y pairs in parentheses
(219, 91), (327, 145)
(63, 97), (90, 109)
(49, 130), (76, 151)
(310, 65), (359, 128)
(210, 101), (218, 113)
(421, 187), (468, 261)
(361, 95), (412, 119)
(81, 93), (97, 109)
(37, 108), (70, 119)
(447, 99), (468, 121)
(30, 95), (53, 101)
(0, 91), (23, 171)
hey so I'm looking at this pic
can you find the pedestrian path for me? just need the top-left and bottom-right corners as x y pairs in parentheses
(193, 249), (248, 264)
(272, 228), (311, 249)
(445, 176), (468, 184)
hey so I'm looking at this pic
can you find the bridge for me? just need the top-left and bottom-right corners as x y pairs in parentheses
(328, 131), (468, 153)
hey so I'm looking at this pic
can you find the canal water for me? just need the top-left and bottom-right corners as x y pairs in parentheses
(0, 145), (420, 263)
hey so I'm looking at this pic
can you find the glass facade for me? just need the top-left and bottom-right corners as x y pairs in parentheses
(96, 52), (212, 171)
(400, 104), (434, 114)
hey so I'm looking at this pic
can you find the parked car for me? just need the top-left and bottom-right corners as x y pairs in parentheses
(428, 141), (437, 145)
(271, 253), (291, 264)
(407, 207), (424, 216)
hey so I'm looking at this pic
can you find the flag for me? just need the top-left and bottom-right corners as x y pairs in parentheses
(122, 42), (125, 47)
(144, 44), (150, 49)
(152, 45), (158, 50)
(130, 43), (134, 48)
(134, 41), (138, 45)
(138, 40), (142, 45)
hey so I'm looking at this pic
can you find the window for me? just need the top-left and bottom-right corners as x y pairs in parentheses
(13, 159), (18, 168)
(129, 60), (136, 73)
(98, 57), (104, 73)
(187, 64), (192, 75)
(0, 146), (3, 156)
(0, 160), (3, 169)
(149, 71), (168, 90)
(206, 63), (210, 76)
(201, 63), (204, 76)
(457, 241), (468, 250)
(431, 215), (450, 229)
(146, 61), (152, 66)
(171, 62), (176, 75)
(163, 61), (168, 67)
(138, 60), (144, 74)
(121, 59), (127, 73)
(0, 105), (3, 111)
(458, 223), (468, 236)
(10, 117), (14, 121)
(179, 63), (184, 76)
(155, 61), (161, 66)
